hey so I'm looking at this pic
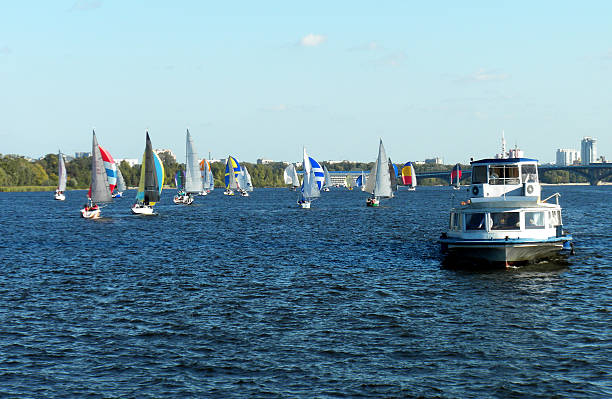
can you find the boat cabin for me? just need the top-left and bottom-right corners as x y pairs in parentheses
(469, 158), (540, 200)
(448, 208), (564, 238)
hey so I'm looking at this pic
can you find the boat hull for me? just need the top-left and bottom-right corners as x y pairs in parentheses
(440, 236), (571, 265)
(54, 193), (65, 201)
(298, 201), (311, 209)
(131, 205), (155, 215)
(80, 208), (100, 219)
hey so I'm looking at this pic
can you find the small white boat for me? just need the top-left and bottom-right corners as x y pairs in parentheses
(297, 147), (321, 208)
(440, 153), (572, 266)
(55, 150), (67, 201)
(112, 165), (126, 198)
(223, 189), (235, 196)
(283, 163), (300, 190)
(132, 131), (164, 215)
(364, 139), (394, 207)
(322, 165), (332, 191)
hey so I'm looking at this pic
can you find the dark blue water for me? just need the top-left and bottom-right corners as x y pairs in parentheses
(1, 186), (611, 398)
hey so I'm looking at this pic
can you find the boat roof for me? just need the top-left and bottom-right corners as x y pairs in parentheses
(471, 157), (538, 165)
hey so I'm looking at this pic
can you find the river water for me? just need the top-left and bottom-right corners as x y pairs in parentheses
(0, 186), (610, 398)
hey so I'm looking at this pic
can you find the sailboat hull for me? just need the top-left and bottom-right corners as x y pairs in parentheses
(80, 208), (101, 219)
(54, 193), (65, 201)
(131, 204), (155, 215)
(298, 201), (311, 209)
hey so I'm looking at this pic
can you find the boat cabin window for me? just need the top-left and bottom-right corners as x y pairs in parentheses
(521, 164), (538, 183)
(490, 212), (520, 230)
(450, 212), (462, 231)
(549, 210), (562, 227)
(525, 211), (546, 229)
(465, 213), (486, 230)
(471, 166), (487, 184)
(488, 165), (520, 185)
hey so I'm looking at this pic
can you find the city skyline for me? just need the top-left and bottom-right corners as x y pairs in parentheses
(1, 1), (611, 164)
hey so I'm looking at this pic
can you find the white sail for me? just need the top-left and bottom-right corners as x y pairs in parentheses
(345, 174), (355, 188)
(283, 164), (293, 184)
(323, 165), (332, 188)
(184, 129), (203, 193)
(116, 166), (126, 192)
(57, 151), (67, 191)
(227, 159), (239, 190)
(90, 132), (112, 203)
(365, 139), (393, 198)
(244, 166), (253, 192)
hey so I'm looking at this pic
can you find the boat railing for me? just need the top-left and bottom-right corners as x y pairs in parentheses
(541, 192), (560, 205)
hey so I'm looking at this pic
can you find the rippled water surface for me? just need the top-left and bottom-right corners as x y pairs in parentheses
(1, 186), (611, 398)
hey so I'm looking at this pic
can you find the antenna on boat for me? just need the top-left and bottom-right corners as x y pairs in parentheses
(501, 130), (506, 158)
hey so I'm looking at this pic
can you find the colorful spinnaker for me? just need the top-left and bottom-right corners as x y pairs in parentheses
(401, 161), (417, 189)
(224, 155), (242, 189)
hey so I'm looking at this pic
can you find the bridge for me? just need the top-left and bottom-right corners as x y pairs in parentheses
(415, 164), (612, 186)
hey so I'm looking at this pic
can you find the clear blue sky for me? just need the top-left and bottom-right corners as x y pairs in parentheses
(1, 1), (610, 164)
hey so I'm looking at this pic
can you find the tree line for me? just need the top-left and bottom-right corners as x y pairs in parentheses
(1, 153), (608, 190)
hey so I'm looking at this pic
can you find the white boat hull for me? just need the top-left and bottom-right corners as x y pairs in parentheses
(54, 193), (65, 201)
(131, 204), (155, 215)
(298, 201), (311, 209)
(80, 208), (101, 219)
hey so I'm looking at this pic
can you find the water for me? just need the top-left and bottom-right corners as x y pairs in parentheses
(0, 186), (610, 398)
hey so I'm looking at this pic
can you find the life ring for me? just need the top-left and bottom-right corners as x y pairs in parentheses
(472, 186), (479, 195)
(526, 185), (534, 194)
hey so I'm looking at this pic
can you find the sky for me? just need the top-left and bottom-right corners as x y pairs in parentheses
(1, 1), (611, 164)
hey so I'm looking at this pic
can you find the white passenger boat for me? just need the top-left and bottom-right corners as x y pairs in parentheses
(440, 156), (573, 266)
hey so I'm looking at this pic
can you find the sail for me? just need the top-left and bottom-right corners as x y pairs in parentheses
(116, 165), (126, 192)
(99, 145), (117, 193)
(300, 148), (320, 201)
(136, 131), (162, 205)
(309, 157), (325, 190)
(323, 165), (332, 188)
(57, 151), (67, 191)
(244, 166), (253, 192)
(345, 174), (355, 188)
(224, 155), (241, 189)
(174, 170), (184, 189)
(402, 161), (417, 187)
(388, 158), (398, 192)
(208, 167), (214, 191)
(365, 139), (392, 198)
(291, 164), (299, 187)
(89, 131), (113, 203)
(283, 164), (295, 185)
(451, 163), (462, 187)
(200, 159), (211, 190)
(184, 129), (203, 193)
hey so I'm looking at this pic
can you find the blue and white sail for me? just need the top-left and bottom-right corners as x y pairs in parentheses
(299, 147), (320, 202)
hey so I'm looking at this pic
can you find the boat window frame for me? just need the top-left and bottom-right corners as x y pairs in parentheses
(521, 163), (538, 184)
(489, 211), (521, 231)
(525, 211), (546, 229)
(450, 212), (462, 231)
(488, 165), (520, 185)
(549, 210), (562, 227)
(465, 212), (486, 231)
(471, 165), (487, 184)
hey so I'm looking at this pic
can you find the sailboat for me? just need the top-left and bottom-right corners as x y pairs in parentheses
(131, 131), (164, 215)
(113, 165), (126, 198)
(322, 165), (332, 191)
(54, 150), (67, 201)
(239, 165), (253, 196)
(345, 174), (355, 190)
(297, 147), (320, 208)
(173, 170), (189, 204)
(355, 171), (367, 191)
(224, 155), (241, 196)
(80, 131), (116, 218)
(174, 129), (201, 204)
(389, 159), (398, 193)
(451, 163), (462, 189)
(401, 161), (417, 191)
(283, 163), (300, 190)
(199, 159), (213, 195)
(364, 139), (393, 207)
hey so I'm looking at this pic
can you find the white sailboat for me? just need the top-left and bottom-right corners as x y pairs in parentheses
(283, 164), (300, 190)
(81, 131), (115, 218)
(297, 147), (320, 208)
(224, 155), (241, 196)
(176, 129), (201, 205)
(239, 166), (253, 196)
(54, 150), (67, 201)
(322, 165), (331, 191)
(364, 139), (393, 207)
(345, 174), (355, 190)
(199, 159), (214, 195)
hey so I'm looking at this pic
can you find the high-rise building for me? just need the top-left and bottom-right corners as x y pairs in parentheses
(581, 137), (597, 165)
(556, 149), (580, 166)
